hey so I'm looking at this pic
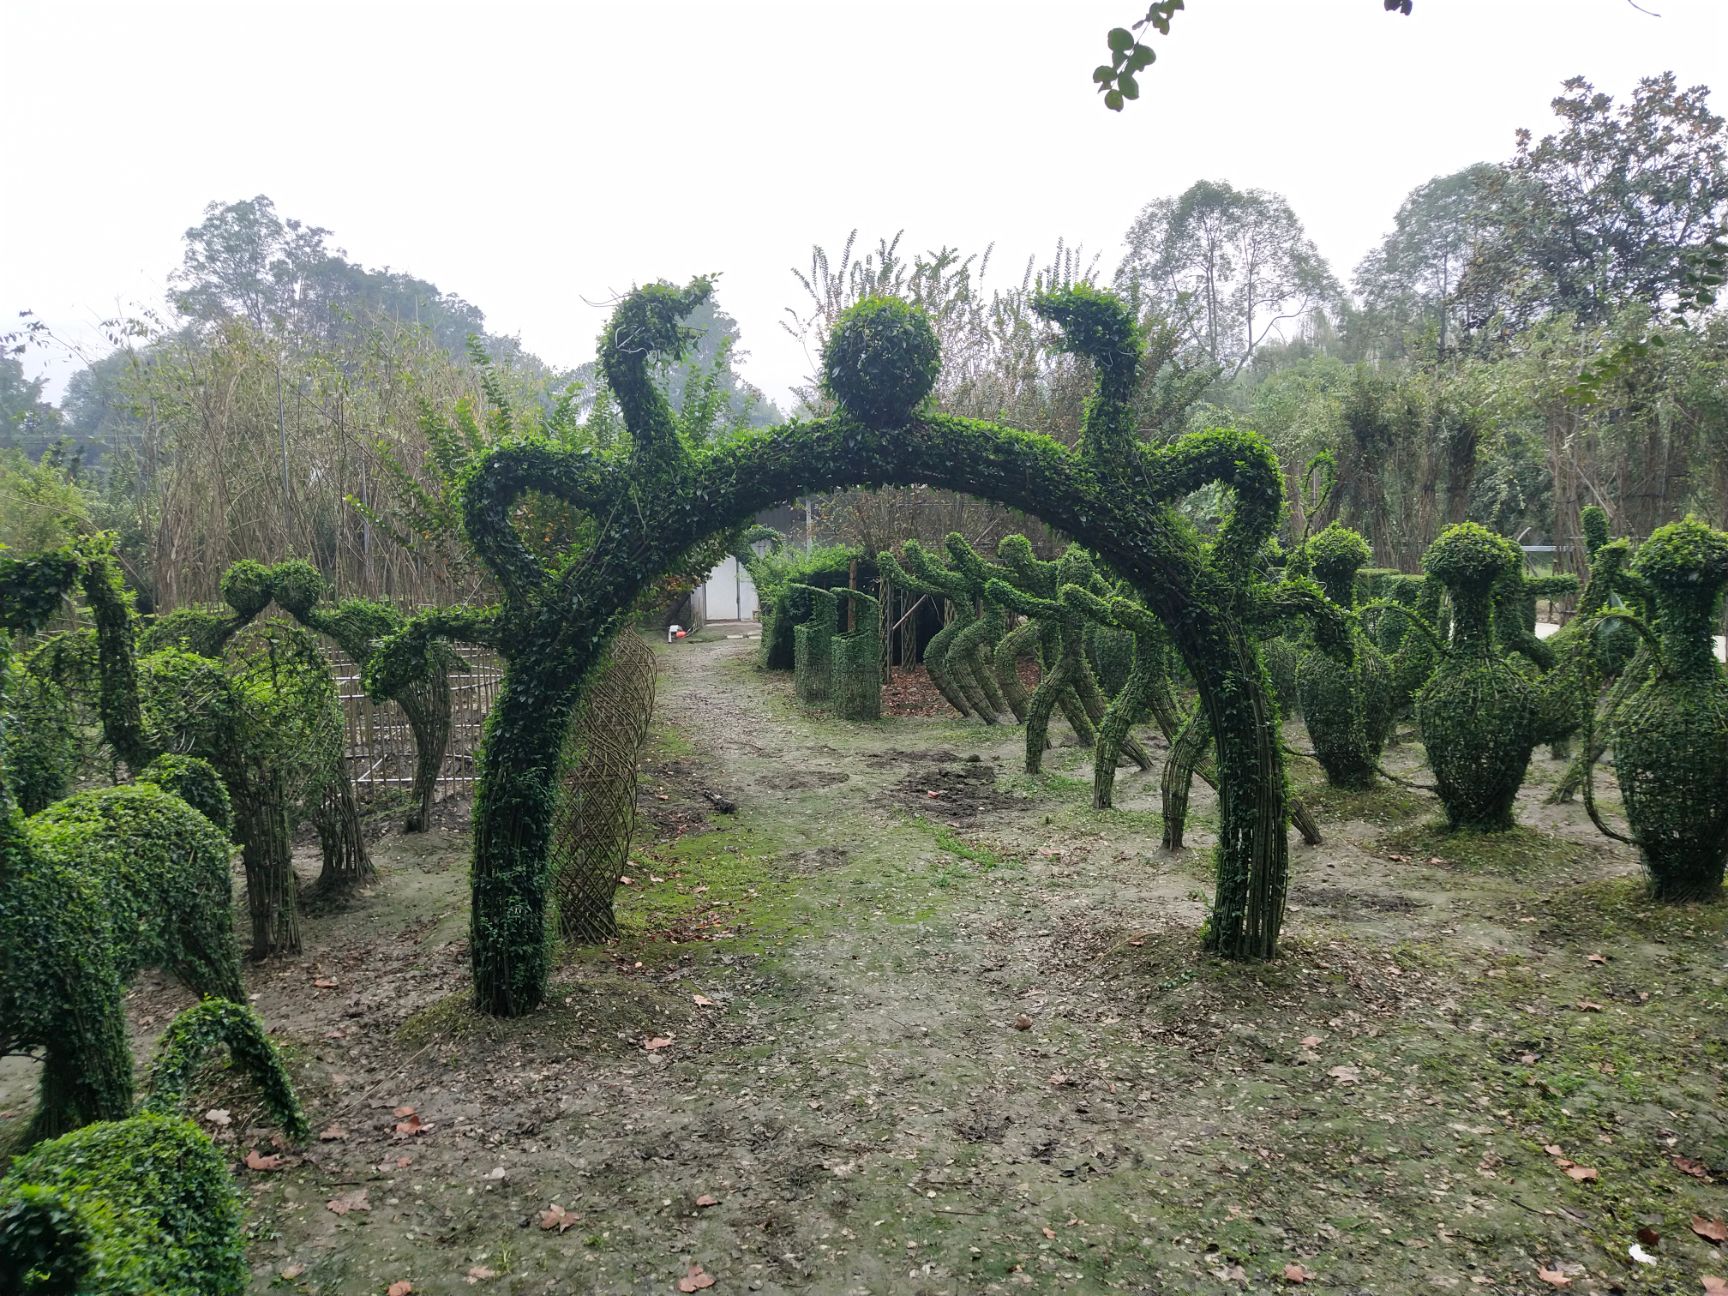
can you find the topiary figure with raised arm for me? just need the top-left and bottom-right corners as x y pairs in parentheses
(1293, 523), (1395, 790)
(369, 278), (1292, 1016)
(1595, 517), (1728, 899)
(270, 559), (466, 834)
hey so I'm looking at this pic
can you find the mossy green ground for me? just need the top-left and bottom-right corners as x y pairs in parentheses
(2, 635), (1722, 1294)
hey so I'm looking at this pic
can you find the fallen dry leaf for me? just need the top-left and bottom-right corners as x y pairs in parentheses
(243, 1148), (283, 1172)
(692, 994), (715, 1008)
(387, 1284), (413, 1296)
(1674, 1155), (1713, 1180)
(1326, 1065), (1361, 1085)
(1284, 1262), (1311, 1283)
(1586, 953), (1607, 964)
(1012, 1014), (1032, 1031)
(1694, 1217), (1728, 1244)
(204, 1107), (231, 1127)
(393, 1111), (429, 1136)
(280, 1263), (305, 1279)
(644, 1036), (674, 1051)
(326, 1189), (369, 1216)
(1703, 1277), (1728, 1295)
(1537, 1268), (1572, 1288)
(1565, 1166), (1599, 1182)
(1300, 1034), (1322, 1049)
(1637, 1226), (1661, 1247)
(1041, 1226), (1057, 1240)
(539, 1203), (578, 1233)
(1543, 1144), (1566, 1158)
(318, 1124), (347, 1141)
(694, 1194), (719, 1208)
(1575, 1000), (1604, 1013)
(466, 1266), (497, 1283)
(313, 977), (338, 989)
(678, 1263), (717, 1292)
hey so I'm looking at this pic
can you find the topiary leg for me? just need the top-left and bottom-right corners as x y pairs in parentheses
(992, 619), (1040, 722)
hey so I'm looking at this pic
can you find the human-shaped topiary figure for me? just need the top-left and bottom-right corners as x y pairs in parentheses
(876, 546), (977, 719)
(830, 589), (882, 720)
(0, 1001), (307, 1294)
(1414, 523), (1539, 829)
(140, 622), (344, 957)
(900, 540), (1008, 721)
(271, 558), (462, 835)
(988, 546), (1152, 776)
(1599, 518), (1728, 899)
(137, 559), (275, 658)
(788, 583), (838, 704)
(1294, 523), (1395, 790)
(1059, 584), (1178, 808)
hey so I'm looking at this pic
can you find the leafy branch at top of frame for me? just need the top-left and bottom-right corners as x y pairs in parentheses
(1097, 2), (1414, 111)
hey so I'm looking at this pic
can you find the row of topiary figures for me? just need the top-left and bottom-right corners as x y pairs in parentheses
(1, 546), (315, 1292)
(767, 505), (1726, 904)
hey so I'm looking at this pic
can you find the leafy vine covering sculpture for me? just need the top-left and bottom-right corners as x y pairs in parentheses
(0, 1001), (307, 1295)
(830, 588), (883, 720)
(1601, 517), (1728, 899)
(271, 559), (464, 832)
(1294, 523), (1394, 790)
(788, 583), (838, 704)
(1413, 524), (1541, 829)
(370, 276), (1291, 1016)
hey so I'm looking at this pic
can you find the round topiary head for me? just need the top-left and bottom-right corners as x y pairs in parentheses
(821, 297), (940, 429)
(219, 560), (274, 621)
(1032, 284), (1143, 402)
(269, 560), (326, 620)
(1423, 522), (1518, 597)
(1304, 523), (1372, 605)
(138, 753), (234, 835)
(1633, 516), (1728, 598)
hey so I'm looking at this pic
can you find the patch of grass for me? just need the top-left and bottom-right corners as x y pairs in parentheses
(1539, 875), (1728, 948)
(1298, 776), (1428, 826)
(618, 818), (796, 955)
(1380, 820), (1596, 876)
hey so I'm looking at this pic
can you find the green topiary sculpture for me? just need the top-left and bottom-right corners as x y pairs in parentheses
(789, 584), (838, 704)
(0, 1000), (307, 1295)
(1, 660), (76, 816)
(137, 753), (233, 836)
(271, 559), (464, 833)
(366, 278), (1292, 1015)
(1294, 523), (1395, 790)
(1600, 518), (1728, 899)
(1415, 523), (1538, 829)
(876, 545), (987, 720)
(830, 589), (883, 720)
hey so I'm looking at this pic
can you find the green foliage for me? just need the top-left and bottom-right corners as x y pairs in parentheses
(789, 584), (837, 704)
(748, 544), (860, 671)
(136, 754), (232, 836)
(1415, 523), (1536, 829)
(139, 622), (343, 957)
(140, 999), (308, 1141)
(830, 590), (882, 721)
(377, 275), (1290, 1016)
(2, 779), (241, 1141)
(0, 1115), (246, 1296)
(2, 662), (77, 815)
(1607, 518), (1728, 899)
(822, 297), (940, 429)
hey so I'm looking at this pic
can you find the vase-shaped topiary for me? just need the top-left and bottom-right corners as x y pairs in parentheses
(1416, 524), (1537, 829)
(1295, 523), (1394, 790)
(1606, 518), (1728, 900)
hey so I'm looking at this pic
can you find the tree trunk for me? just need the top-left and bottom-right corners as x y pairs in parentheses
(237, 792), (300, 959)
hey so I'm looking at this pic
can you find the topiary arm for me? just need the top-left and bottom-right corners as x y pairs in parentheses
(899, 541), (972, 601)
(877, 549), (939, 599)
(985, 577), (1058, 621)
(141, 1000), (309, 1142)
(1143, 428), (1283, 577)
(943, 532), (1014, 590)
(365, 605), (501, 701)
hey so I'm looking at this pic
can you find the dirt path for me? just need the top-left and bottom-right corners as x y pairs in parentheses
(4, 635), (1722, 1295)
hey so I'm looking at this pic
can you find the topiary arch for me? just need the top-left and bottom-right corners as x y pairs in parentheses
(372, 279), (1291, 1017)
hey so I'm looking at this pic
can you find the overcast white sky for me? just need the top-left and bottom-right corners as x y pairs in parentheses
(2, 0), (1723, 407)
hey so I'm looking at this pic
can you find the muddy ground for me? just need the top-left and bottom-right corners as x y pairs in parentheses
(2, 635), (1724, 1295)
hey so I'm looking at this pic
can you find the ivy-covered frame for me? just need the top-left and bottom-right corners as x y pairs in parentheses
(373, 280), (1290, 1016)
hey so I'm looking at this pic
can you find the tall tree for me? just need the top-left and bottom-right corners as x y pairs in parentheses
(1354, 163), (1500, 361)
(1118, 181), (1342, 378)
(1460, 74), (1727, 331)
